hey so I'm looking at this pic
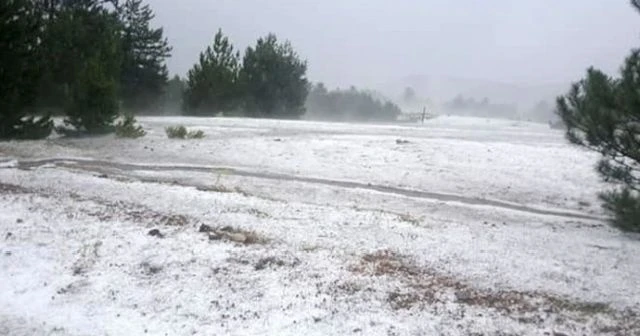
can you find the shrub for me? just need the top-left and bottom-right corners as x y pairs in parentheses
(5, 116), (54, 140)
(600, 189), (640, 233)
(187, 129), (205, 139)
(0, 0), (52, 140)
(115, 115), (146, 138)
(62, 26), (121, 134)
(165, 125), (205, 139)
(165, 125), (187, 139)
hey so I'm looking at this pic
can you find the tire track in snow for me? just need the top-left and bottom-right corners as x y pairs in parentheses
(16, 157), (605, 221)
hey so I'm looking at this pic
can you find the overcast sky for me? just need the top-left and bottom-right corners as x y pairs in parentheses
(151, 0), (640, 89)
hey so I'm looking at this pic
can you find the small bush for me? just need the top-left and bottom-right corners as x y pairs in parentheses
(165, 125), (187, 139)
(115, 115), (146, 138)
(187, 129), (205, 139)
(64, 56), (120, 134)
(600, 189), (640, 233)
(55, 125), (112, 138)
(8, 115), (54, 140)
(165, 125), (205, 139)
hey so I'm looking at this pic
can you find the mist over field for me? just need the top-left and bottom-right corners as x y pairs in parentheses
(2, 1), (640, 335)
(152, 0), (640, 120)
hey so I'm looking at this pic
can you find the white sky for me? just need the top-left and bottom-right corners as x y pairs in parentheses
(151, 0), (640, 88)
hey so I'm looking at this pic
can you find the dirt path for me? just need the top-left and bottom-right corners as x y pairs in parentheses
(13, 157), (605, 221)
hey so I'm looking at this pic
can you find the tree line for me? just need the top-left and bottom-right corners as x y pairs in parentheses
(1, 0), (171, 138)
(443, 95), (518, 120)
(181, 30), (309, 119)
(1, 0), (310, 139)
(305, 83), (402, 122)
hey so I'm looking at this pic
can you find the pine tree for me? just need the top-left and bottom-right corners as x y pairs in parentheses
(118, 0), (171, 113)
(163, 75), (185, 113)
(64, 53), (121, 133)
(556, 51), (640, 231)
(59, 4), (123, 132)
(0, 0), (53, 139)
(35, 0), (115, 111)
(183, 30), (240, 115)
(403, 87), (416, 104)
(239, 34), (309, 118)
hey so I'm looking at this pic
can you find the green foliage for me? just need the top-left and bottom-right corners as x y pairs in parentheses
(306, 84), (402, 121)
(14, 116), (54, 140)
(556, 49), (640, 232)
(115, 115), (146, 138)
(64, 37), (122, 133)
(165, 125), (205, 139)
(187, 129), (205, 139)
(0, 0), (52, 140)
(600, 189), (640, 232)
(38, 1), (114, 107)
(165, 125), (187, 139)
(32, 0), (171, 129)
(183, 30), (240, 115)
(183, 31), (308, 118)
(118, 0), (171, 112)
(35, 1), (123, 133)
(240, 34), (309, 118)
(163, 75), (186, 113)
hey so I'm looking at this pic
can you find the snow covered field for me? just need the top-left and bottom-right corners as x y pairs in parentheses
(1, 116), (639, 335)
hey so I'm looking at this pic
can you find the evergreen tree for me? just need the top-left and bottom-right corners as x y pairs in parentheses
(64, 53), (121, 133)
(403, 87), (416, 104)
(35, 0), (169, 116)
(35, 0), (113, 110)
(118, 0), (171, 112)
(0, 0), (53, 139)
(59, 4), (123, 132)
(240, 34), (309, 118)
(556, 51), (640, 231)
(183, 30), (240, 115)
(163, 75), (185, 114)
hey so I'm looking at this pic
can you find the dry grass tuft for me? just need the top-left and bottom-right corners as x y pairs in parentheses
(349, 250), (639, 332)
(397, 213), (422, 225)
(209, 226), (268, 245)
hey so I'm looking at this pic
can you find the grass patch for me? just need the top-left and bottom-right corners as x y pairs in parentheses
(301, 244), (322, 252)
(165, 125), (187, 139)
(196, 185), (250, 198)
(220, 226), (265, 245)
(187, 129), (205, 139)
(349, 250), (638, 332)
(203, 225), (268, 245)
(196, 185), (234, 193)
(246, 208), (270, 218)
(254, 256), (286, 270)
(397, 213), (422, 225)
(165, 125), (205, 139)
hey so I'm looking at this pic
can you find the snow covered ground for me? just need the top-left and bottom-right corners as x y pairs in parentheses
(1, 116), (639, 335)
